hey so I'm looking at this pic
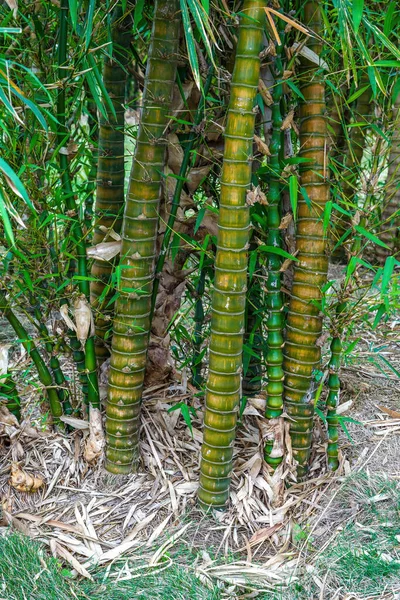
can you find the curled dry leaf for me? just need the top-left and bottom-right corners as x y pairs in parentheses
(246, 186), (268, 207)
(281, 109), (295, 131)
(258, 79), (273, 106)
(254, 134), (271, 157)
(74, 296), (94, 347)
(84, 408), (105, 464)
(278, 212), (293, 230)
(86, 240), (121, 261)
(59, 303), (76, 332)
(167, 133), (184, 174)
(10, 463), (44, 493)
(98, 226), (121, 241)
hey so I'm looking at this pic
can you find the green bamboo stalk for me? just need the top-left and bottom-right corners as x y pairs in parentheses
(264, 43), (285, 468)
(283, 0), (330, 479)
(0, 292), (62, 419)
(378, 91), (400, 262)
(57, 0), (99, 409)
(242, 253), (263, 397)
(198, 0), (265, 509)
(326, 322), (342, 470)
(31, 304), (72, 415)
(90, 7), (132, 364)
(106, 0), (180, 474)
(0, 375), (21, 420)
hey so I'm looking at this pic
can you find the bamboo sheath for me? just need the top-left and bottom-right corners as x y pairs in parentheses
(264, 45), (284, 467)
(283, 0), (330, 478)
(378, 92), (400, 262)
(106, 0), (180, 473)
(90, 8), (131, 364)
(198, 0), (265, 508)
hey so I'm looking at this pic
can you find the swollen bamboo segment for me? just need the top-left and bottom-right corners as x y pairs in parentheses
(106, 0), (180, 474)
(283, 0), (329, 478)
(90, 9), (131, 365)
(198, 0), (265, 508)
(264, 47), (284, 468)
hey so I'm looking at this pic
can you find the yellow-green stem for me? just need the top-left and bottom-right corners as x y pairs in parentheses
(106, 0), (180, 473)
(198, 0), (265, 508)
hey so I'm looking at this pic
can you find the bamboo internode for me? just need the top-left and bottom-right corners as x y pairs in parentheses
(106, 0), (180, 474)
(198, 0), (265, 508)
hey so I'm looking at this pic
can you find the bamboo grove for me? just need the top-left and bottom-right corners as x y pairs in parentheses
(0, 0), (398, 509)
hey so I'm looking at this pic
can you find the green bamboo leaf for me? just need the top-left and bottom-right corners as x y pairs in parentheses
(352, 0), (363, 33)
(0, 157), (33, 210)
(85, 0), (95, 50)
(289, 175), (298, 218)
(372, 303), (386, 329)
(201, 0), (209, 13)
(381, 255), (395, 295)
(383, 2), (396, 37)
(6, 86), (47, 130)
(323, 200), (332, 234)
(258, 245), (299, 261)
(68, 0), (78, 31)
(347, 84), (370, 104)
(286, 79), (305, 101)
(374, 60), (400, 67)
(186, 0), (216, 66)
(367, 66), (377, 98)
(248, 250), (257, 279)
(194, 206), (206, 234)
(134, 0), (145, 29)
(364, 18), (400, 61)
(0, 189), (15, 244)
(86, 55), (117, 120)
(84, 66), (108, 121)
(354, 225), (390, 249)
(180, 0), (201, 89)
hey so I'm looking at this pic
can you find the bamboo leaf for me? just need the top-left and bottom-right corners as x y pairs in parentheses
(381, 255), (395, 295)
(364, 18), (400, 61)
(186, 0), (216, 66)
(347, 84), (370, 104)
(85, 0), (95, 51)
(352, 0), (363, 34)
(68, 0), (78, 31)
(258, 245), (299, 260)
(354, 225), (390, 249)
(0, 189), (15, 244)
(323, 200), (332, 234)
(180, 0), (201, 90)
(134, 0), (145, 29)
(383, 2), (396, 38)
(0, 157), (33, 210)
(86, 54), (117, 120)
(289, 175), (298, 218)
(286, 79), (305, 101)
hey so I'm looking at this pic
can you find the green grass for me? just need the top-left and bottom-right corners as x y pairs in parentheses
(1, 474), (399, 600)
(0, 533), (221, 600)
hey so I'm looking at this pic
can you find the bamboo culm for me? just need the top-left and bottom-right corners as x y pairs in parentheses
(57, 0), (99, 409)
(198, 0), (265, 508)
(0, 375), (21, 419)
(0, 292), (62, 419)
(283, 0), (330, 478)
(106, 0), (180, 473)
(264, 43), (285, 468)
(90, 7), (132, 364)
